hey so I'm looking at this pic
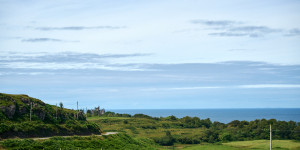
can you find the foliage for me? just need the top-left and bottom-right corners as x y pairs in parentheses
(1, 133), (158, 150)
(153, 131), (175, 146)
(0, 93), (102, 139)
(0, 93), (85, 123)
(88, 114), (300, 146)
(223, 140), (300, 150)
(133, 114), (157, 120)
(0, 120), (101, 138)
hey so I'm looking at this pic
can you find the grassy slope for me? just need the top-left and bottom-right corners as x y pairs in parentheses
(183, 140), (300, 150)
(0, 93), (79, 122)
(88, 116), (205, 139)
(1, 116), (300, 149)
(0, 93), (101, 138)
(182, 144), (240, 150)
(0, 133), (159, 150)
(224, 140), (300, 150)
(88, 116), (300, 150)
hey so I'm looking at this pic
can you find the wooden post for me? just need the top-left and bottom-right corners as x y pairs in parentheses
(30, 102), (32, 121)
(86, 107), (88, 118)
(56, 103), (58, 120)
(270, 124), (272, 150)
(77, 101), (79, 119)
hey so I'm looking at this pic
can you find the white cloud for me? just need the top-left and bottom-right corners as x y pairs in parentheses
(141, 84), (300, 91)
(238, 84), (300, 88)
(1, 62), (147, 71)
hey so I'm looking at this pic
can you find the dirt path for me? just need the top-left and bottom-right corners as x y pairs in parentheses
(32, 132), (118, 140)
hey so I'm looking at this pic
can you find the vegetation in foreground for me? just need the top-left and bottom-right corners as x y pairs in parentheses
(89, 112), (300, 147)
(0, 133), (158, 150)
(223, 140), (300, 150)
(1, 93), (300, 149)
(182, 140), (300, 150)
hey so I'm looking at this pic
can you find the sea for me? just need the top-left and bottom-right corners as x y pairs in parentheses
(108, 108), (300, 123)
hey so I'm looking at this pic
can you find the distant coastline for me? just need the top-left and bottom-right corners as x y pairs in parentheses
(109, 108), (300, 123)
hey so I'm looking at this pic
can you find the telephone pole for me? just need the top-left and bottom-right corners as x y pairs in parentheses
(86, 107), (88, 118)
(270, 124), (272, 150)
(56, 103), (58, 120)
(30, 102), (32, 121)
(77, 101), (79, 119)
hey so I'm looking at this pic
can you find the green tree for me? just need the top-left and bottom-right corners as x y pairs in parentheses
(59, 102), (63, 109)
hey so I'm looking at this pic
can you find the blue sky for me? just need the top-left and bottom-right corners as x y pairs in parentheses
(0, 0), (300, 109)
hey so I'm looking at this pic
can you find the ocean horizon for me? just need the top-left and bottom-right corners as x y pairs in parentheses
(108, 108), (300, 123)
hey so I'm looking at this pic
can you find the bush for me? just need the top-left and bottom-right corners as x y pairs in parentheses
(86, 122), (101, 133)
(0, 123), (11, 134)
(1, 133), (154, 150)
(133, 114), (153, 119)
(220, 133), (233, 142)
(154, 136), (175, 146)
(154, 131), (175, 146)
(176, 136), (201, 144)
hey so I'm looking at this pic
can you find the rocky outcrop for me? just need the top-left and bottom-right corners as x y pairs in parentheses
(0, 101), (16, 119)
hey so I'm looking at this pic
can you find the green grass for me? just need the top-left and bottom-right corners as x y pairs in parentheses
(181, 144), (241, 150)
(87, 116), (300, 150)
(0, 133), (159, 150)
(181, 140), (300, 150)
(2, 116), (300, 149)
(224, 140), (300, 150)
(88, 116), (206, 139)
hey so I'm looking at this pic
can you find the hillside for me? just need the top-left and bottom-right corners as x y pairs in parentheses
(0, 93), (101, 139)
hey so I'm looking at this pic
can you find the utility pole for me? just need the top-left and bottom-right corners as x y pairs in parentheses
(270, 124), (272, 150)
(77, 101), (79, 120)
(86, 107), (88, 118)
(98, 105), (100, 117)
(56, 103), (58, 120)
(30, 102), (32, 121)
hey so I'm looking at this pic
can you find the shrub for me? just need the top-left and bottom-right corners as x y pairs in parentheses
(153, 131), (175, 146)
(220, 133), (233, 142)
(133, 114), (153, 119)
(176, 136), (201, 144)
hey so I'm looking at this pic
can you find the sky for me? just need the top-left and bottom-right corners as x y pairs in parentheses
(0, 0), (300, 109)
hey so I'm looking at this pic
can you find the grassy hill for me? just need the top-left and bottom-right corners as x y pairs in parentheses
(0, 133), (159, 150)
(0, 93), (101, 139)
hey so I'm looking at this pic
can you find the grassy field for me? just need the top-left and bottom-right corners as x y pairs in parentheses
(87, 116), (206, 139)
(0, 133), (160, 150)
(181, 144), (240, 150)
(181, 140), (300, 150)
(224, 140), (300, 150)
(87, 116), (300, 150)
(0, 116), (299, 149)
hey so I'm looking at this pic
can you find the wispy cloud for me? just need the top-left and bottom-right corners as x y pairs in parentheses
(141, 84), (300, 92)
(21, 38), (65, 42)
(238, 84), (300, 88)
(1, 52), (152, 63)
(141, 86), (222, 91)
(33, 26), (126, 31)
(285, 28), (300, 36)
(190, 20), (239, 26)
(228, 26), (279, 33)
(190, 19), (282, 38)
(0, 52), (152, 71)
(209, 32), (249, 37)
